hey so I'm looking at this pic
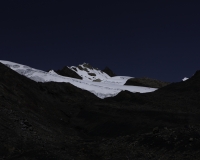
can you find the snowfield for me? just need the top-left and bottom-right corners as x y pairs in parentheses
(0, 60), (157, 99)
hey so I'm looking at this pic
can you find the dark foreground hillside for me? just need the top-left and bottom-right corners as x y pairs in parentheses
(1, 62), (200, 160)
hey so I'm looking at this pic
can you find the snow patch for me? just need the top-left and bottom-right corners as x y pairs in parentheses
(182, 77), (189, 81)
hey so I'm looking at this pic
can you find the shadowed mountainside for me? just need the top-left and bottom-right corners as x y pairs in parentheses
(1, 62), (200, 159)
(102, 67), (116, 77)
(124, 77), (170, 88)
(55, 66), (82, 79)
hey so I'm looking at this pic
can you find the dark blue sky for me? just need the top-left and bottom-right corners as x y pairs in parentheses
(1, 0), (200, 82)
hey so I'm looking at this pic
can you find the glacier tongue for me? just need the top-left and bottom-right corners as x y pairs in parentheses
(0, 60), (157, 99)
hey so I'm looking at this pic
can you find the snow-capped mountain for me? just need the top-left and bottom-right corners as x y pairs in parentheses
(68, 63), (133, 85)
(0, 60), (157, 98)
(69, 63), (111, 81)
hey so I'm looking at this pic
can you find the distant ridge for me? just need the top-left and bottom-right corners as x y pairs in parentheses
(124, 77), (170, 88)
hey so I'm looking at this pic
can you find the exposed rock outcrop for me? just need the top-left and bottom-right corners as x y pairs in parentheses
(55, 66), (82, 79)
(102, 67), (116, 77)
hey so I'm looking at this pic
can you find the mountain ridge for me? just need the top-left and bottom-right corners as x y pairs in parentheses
(55, 62), (169, 89)
(1, 60), (200, 159)
(124, 77), (170, 88)
(0, 60), (157, 99)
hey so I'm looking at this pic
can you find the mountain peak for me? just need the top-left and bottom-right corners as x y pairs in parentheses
(78, 62), (100, 70)
(81, 63), (94, 69)
(69, 63), (110, 81)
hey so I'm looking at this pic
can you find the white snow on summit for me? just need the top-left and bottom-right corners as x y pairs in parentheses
(69, 63), (110, 80)
(182, 77), (189, 81)
(0, 60), (157, 99)
(69, 63), (132, 85)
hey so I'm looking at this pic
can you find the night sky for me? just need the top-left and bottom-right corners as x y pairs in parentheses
(1, 1), (200, 82)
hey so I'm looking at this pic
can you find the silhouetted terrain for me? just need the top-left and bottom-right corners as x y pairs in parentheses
(1, 62), (200, 159)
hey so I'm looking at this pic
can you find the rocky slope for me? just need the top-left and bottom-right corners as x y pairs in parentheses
(102, 67), (116, 77)
(124, 77), (170, 88)
(1, 62), (200, 159)
(55, 66), (82, 79)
